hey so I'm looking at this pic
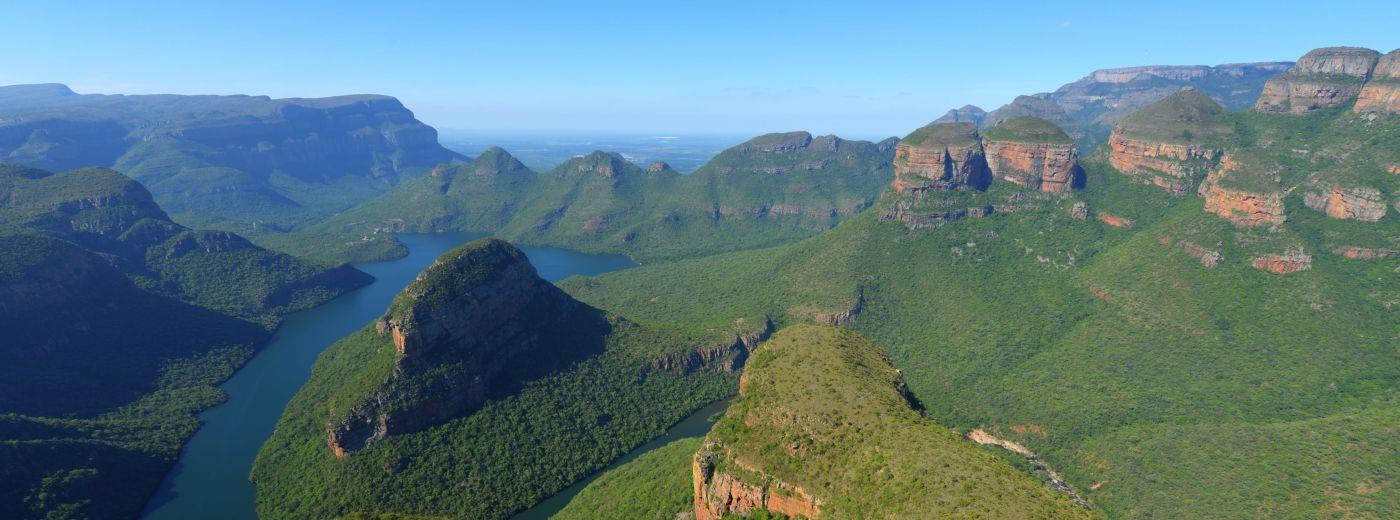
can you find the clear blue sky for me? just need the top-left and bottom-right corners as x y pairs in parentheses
(2, 1), (1396, 138)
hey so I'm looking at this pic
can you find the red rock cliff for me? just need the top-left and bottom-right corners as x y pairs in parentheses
(1198, 154), (1286, 228)
(1355, 50), (1400, 114)
(1303, 185), (1388, 222)
(693, 444), (822, 520)
(1107, 130), (1219, 193)
(1256, 47), (1381, 114)
(984, 140), (1080, 193)
(892, 122), (991, 193)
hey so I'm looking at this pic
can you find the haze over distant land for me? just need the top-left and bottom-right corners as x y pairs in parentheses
(3, 1), (1396, 135)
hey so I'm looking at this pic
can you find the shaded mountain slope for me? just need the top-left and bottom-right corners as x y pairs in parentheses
(252, 238), (769, 519)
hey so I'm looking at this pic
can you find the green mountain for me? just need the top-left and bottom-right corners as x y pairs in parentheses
(0, 84), (464, 231)
(553, 437), (704, 520)
(694, 324), (1090, 518)
(980, 61), (1292, 151)
(278, 132), (895, 263)
(0, 165), (370, 519)
(560, 55), (1398, 517)
(252, 238), (767, 519)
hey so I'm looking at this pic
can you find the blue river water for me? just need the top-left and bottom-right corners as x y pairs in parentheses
(142, 233), (636, 519)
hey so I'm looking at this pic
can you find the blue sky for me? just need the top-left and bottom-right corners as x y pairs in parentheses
(2, 1), (1396, 138)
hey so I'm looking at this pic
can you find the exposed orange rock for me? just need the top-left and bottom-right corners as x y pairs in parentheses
(1252, 249), (1313, 274)
(1304, 186), (1388, 221)
(327, 422), (347, 460)
(1098, 213), (1132, 228)
(1355, 50), (1400, 114)
(1333, 247), (1400, 260)
(1198, 155), (1286, 228)
(984, 140), (1080, 193)
(892, 123), (990, 193)
(1257, 47), (1381, 114)
(694, 446), (821, 520)
(1088, 286), (1113, 302)
(1106, 131), (1218, 193)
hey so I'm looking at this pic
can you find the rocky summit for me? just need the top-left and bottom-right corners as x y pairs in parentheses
(981, 117), (1081, 193)
(1255, 47), (1382, 114)
(892, 122), (991, 193)
(1355, 49), (1400, 115)
(327, 238), (604, 456)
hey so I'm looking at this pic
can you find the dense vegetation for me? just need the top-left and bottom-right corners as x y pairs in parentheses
(700, 325), (1090, 518)
(561, 103), (1398, 518)
(279, 132), (895, 264)
(552, 437), (703, 520)
(252, 241), (748, 519)
(0, 165), (369, 519)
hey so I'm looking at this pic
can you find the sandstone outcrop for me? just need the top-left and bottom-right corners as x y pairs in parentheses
(649, 317), (773, 374)
(1198, 153), (1286, 228)
(892, 122), (991, 193)
(1303, 185), (1387, 221)
(1333, 247), (1400, 260)
(1355, 50), (1400, 114)
(1106, 89), (1227, 193)
(693, 444), (822, 520)
(1252, 249), (1313, 274)
(981, 117), (1081, 193)
(328, 238), (606, 456)
(1256, 47), (1381, 114)
(1098, 213), (1132, 228)
(1070, 201), (1088, 220)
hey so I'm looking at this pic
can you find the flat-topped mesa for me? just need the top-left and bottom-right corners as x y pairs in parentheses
(981, 117), (1081, 193)
(1355, 50), (1400, 114)
(1198, 152), (1287, 228)
(328, 238), (604, 456)
(1256, 47), (1381, 114)
(737, 131), (815, 153)
(1107, 89), (1228, 193)
(892, 122), (992, 193)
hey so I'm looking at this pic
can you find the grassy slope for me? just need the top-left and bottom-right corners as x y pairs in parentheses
(561, 140), (1398, 518)
(553, 437), (703, 520)
(706, 324), (1092, 518)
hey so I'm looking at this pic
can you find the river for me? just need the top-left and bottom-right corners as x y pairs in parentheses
(142, 232), (636, 520)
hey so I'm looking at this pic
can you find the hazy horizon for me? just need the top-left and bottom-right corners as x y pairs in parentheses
(5, 1), (1397, 137)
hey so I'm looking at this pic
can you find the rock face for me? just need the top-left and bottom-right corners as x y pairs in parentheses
(327, 238), (606, 456)
(892, 122), (991, 193)
(1198, 153), (1287, 228)
(1256, 47), (1381, 114)
(1303, 186), (1388, 221)
(1333, 246), (1400, 260)
(981, 117), (1080, 193)
(1106, 90), (1227, 194)
(693, 446), (821, 520)
(1355, 50), (1400, 114)
(1252, 249), (1313, 274)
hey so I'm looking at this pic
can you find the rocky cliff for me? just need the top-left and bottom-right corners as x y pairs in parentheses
(1255, 47), (1381, 114)
(1303, 185), (1388, 221)
(1197, 152), (1287, 228)
(892, 122), (991, 193)
(981, 117), (1080, 193)
(327, 238), (606, 456)
(1355, 49), (1400, 114)
(1106, 89), (1229, 194)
